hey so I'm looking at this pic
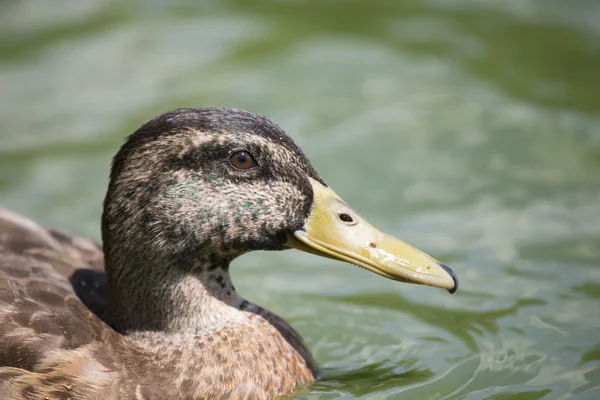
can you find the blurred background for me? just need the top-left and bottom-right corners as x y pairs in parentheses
(1, 0), (599, 398)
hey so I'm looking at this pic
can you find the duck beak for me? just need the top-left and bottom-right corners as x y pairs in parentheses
(284, 177), (458, 293)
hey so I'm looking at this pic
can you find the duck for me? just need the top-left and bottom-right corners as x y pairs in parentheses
(0, 108), (458, 400)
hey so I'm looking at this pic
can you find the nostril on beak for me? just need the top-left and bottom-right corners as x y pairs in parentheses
(338, 213), (354, 223)
(440, 263), (459, 294)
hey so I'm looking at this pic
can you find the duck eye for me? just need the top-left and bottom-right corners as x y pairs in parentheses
(229, 151), (257, 170)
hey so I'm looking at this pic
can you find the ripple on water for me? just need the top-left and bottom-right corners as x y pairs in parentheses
(1, 0), (600, 399)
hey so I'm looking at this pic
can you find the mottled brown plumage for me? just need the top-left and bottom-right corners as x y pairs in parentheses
(1, 108), (320, 399)
(0, 108), (458, 399)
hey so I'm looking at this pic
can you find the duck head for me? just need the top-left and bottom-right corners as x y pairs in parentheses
(102, 108), (457, 331)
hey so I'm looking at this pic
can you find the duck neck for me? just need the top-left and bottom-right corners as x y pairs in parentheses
(107, 255), (245, 334)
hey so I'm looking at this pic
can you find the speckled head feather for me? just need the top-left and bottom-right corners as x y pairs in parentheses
(104, 108), (324, 259)
(101, 108), (328, 336)
(114, 108), (324, 184)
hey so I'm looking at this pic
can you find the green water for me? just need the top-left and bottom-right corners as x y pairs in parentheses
(1, 1), (599, 398)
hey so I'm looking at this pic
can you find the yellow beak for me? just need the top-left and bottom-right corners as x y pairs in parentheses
(284, 178), (458, 293)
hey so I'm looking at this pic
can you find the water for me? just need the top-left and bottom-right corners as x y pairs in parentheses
(1, 1), (599, 398)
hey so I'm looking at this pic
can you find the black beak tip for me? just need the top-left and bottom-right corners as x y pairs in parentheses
(440, 263), (459, 294)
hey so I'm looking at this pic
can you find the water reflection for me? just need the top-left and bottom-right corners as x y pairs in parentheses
(1, 0), (600, 398)
(325, 293), (546, 352)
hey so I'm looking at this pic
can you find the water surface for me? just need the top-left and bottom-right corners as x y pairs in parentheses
(1, 1), (599, 399)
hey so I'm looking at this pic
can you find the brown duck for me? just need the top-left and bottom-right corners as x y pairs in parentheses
(0, 108), (458, 399)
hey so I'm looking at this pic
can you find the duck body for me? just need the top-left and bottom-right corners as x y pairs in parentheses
(0, 209), (316, 399)
(0, 108), (457, 399)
